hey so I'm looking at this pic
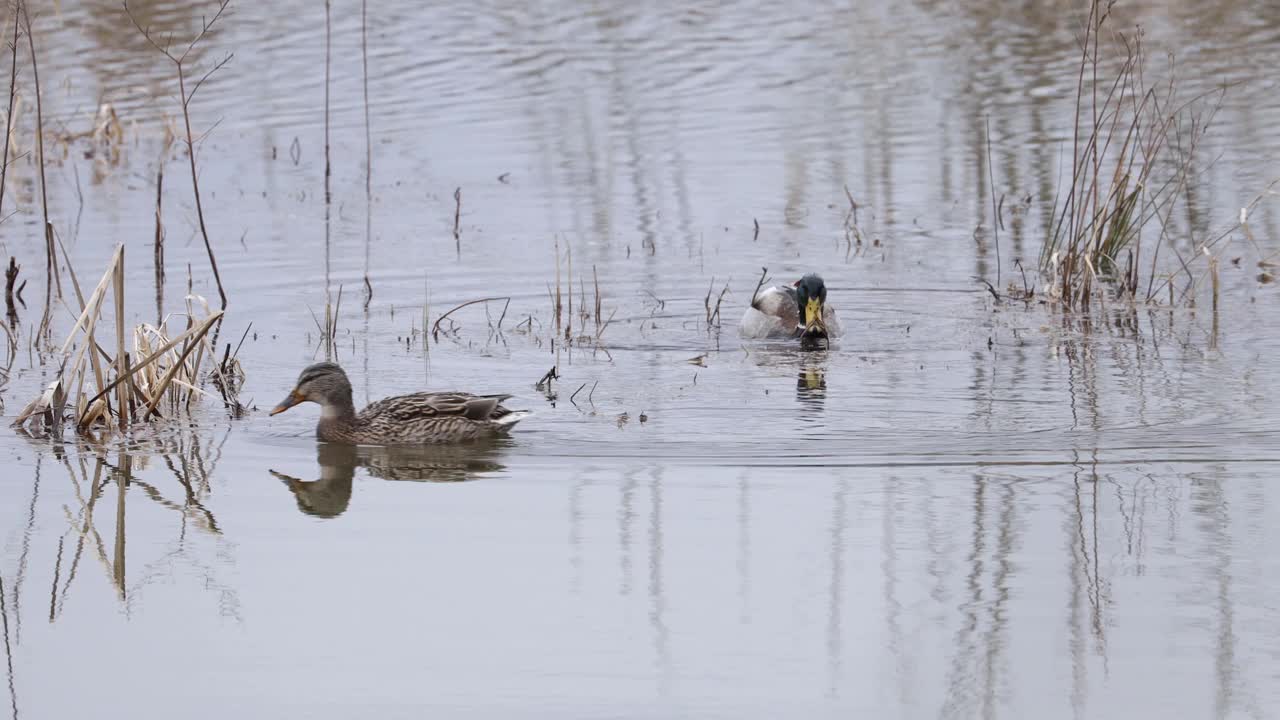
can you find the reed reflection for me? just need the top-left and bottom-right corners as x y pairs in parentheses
(20, 431), (241, 624)
(271, 441), (508, 519)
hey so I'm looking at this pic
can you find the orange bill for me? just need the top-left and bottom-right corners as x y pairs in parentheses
(270, 390), (305, 416)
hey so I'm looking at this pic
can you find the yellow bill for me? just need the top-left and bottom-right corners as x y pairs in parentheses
(804, 298), (825, 332)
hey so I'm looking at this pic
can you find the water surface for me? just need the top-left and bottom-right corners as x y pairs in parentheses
(2, 0), (1280, 717)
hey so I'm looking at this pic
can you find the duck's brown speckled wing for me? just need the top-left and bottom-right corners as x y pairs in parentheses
(359, 392), (513, 423)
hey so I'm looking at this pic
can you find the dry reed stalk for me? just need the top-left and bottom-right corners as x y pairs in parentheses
(139, 311), (224, 419)
(0, 315), (15, 380)
(123, 0), (232, 312)
(153, 160), (164, 323)
(321, 0), (333, 357)
(704, 278), (730, 328)
(14, 246), (122, 429)
(749, 267), (769, 308)
(985, 115), (1000, 288)
(112, 247), (128, 429)
(4, 257), (17, 318)
(565, 242), (572, 342)
(79, 308), (223, 424)
(1206, 247), (1219, 313)
(20, 2), (59, 340)
(0, 6), (18, 218)
(427, 269), (437, 348)
(553, 238), (562, 338)
(592, 265), (601, 328)
(1041, 0), (1226, 308)
(453, 187), (461, 254)
(595, 308), (616, 342)
(11, 245), (229, 431)
(53, 233), (109, 421)
(361, 0), (372, 310)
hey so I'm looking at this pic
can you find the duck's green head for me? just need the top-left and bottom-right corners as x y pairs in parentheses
(794, 273), (828, 334)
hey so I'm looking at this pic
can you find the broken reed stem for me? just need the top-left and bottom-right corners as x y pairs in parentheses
(78, 309), (224, 424)
(140, 311), (224, 419)
(55, 235), (109, 421)
(0, 6), (18, 219)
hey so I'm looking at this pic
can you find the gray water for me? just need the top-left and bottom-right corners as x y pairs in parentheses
(2, 0), (1280, 717)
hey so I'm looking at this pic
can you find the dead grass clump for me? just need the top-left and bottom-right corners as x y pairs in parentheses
(12, 246), (235, 436)
(1040, 0), (1229, 307)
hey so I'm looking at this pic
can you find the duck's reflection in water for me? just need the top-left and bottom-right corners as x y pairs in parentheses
(796, 354), (829, 411)
(270, 442), (508, 518)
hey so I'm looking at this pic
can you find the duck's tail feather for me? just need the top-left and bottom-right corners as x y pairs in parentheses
(492, 410), (532, 432)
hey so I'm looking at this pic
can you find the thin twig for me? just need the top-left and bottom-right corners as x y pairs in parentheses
(123, 0), (231, 313)
(976, 277), (1002, 303)
(361, 0), (372, 311)
(21, 2), (59, 340)
(985, 115), (1001, 289)
(453, 187), (462, 254)
(0, 6), (19, 220)
(323, 0), (332, 332)
(749, 266), (769, 309)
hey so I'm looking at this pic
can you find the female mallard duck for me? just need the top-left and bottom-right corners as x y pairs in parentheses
(740, 273), (841, 345)
(270, 362), (530, 445)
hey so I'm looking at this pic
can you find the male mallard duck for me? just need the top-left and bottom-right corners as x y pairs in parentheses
(740, 273), (841, 344)
(270, 362), (530, 445)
